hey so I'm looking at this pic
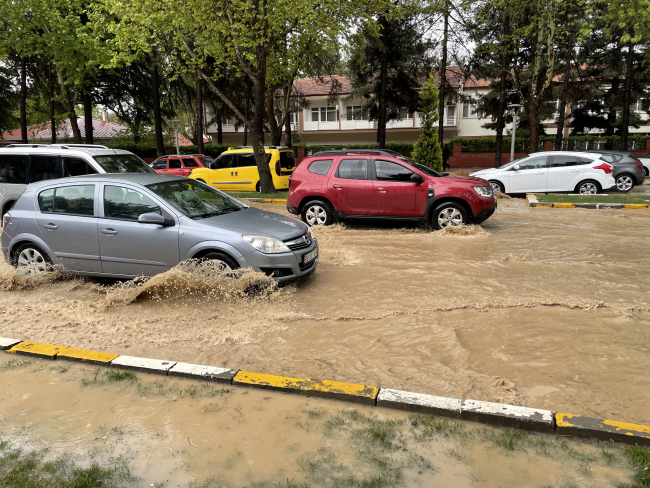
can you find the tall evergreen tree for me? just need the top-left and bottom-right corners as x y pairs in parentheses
(413, 71), (443, 172)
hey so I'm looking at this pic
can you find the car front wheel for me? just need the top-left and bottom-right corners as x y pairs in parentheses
(432, 202), (468, 230)
(199, 251), (239, 274)
(615, 174), (634, 192)
(489, 180), (505, 194)
(301, 200), (333, 226)
(576, 180), (600, 195)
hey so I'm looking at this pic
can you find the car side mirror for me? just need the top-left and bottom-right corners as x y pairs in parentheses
(513, 164), (520, 171)
(138, 212), (166, 226)
(410, 173), (425, 184)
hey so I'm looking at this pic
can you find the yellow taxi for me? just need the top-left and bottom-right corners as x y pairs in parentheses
(187, 146), (296, 192)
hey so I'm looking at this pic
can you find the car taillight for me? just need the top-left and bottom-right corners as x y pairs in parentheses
(2, 213), (10, 229)
(634, 162), (643, 169)
(593, 162), (613, 174)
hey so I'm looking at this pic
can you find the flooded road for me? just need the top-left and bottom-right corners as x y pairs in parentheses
(1, 199), (649, 423)
(0, 359), (637, 487)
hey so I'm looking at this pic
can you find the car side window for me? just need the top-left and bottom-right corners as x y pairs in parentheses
(238, 154), (256, 167)
(336, 159), (368, 180)
(183, 158), (199, 168)
(38, 185), (95, 216)
(0, 154), (28, 183)
(153, 159), (168, 170)
(599, 155), (615, 163)
(550, 156), (579, 167)
(576, 157), (595, 164)
(375, 160), (414, 181)
(63, 158), (98, 177)
(104, 185), (162, 221)
(308, 160), (333, 175)
(29, 155), (60, 183)
(169, 159), (182, 169)
(517, 156), (548, 170)
(212, 154), (235, 169)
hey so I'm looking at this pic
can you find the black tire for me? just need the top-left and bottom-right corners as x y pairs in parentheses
(615, 173), (635, 193)
(575, 180), (600, 195)
(12, 242), (52, 274)
(301, 200), (334, 227)
(489, 180), (505, 194)
(432, 202), (469, 230)
(256, 181), (261, 192)
(199, 251), (239, 272)
(644, 167), (649, 177)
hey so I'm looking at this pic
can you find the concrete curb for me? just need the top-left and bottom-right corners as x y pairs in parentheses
(240, 198), (287, 204)
(526, 193), (650, 209)
(2, 336), (649, 445)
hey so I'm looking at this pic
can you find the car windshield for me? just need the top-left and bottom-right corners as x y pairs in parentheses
(94, 154), (155, 173)
(401, 158), (443, 177)
(146, 179), (244, 218)
(199, 157), (213, 166)
(499, 156), (527, 170)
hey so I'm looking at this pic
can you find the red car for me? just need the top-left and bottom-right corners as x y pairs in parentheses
(151, 154), (212, 177)
(286, 153), (497, 229)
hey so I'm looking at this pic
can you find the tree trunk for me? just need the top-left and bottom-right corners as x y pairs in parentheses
(243, 82), (250, 146)
(555, 31), (574, 151)
(196, 68), (204, 153)
(494, 15), (509, 168)
(251, 51), (275, 193)
(377, 16), (388, 149)
(20, 58), (28, 143)
(49, 65), (56, 144)
(151, 54), (165, 157)
(217, 113), (223, 145)
(83, 89), (94, 144)
(267, 85), (281, 146)
(284, 111), (292, 148)
(438, 4), (449, 146)
(605, 43), (621, 137)
(620, 37), (634, 151)
(528, 103), (539, 152)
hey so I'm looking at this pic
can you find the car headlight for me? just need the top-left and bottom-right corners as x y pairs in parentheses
(243, 235), (290, 254)
(474, 186), (493, 197)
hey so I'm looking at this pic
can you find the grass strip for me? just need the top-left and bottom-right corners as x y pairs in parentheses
(536, 194), (650, 204)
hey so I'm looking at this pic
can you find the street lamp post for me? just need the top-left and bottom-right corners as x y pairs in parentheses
(170, 119), (181, 155)
(507, 104), (523, 162)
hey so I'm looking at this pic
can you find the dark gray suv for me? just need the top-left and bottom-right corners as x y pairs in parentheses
(1, 174), (318, 281)
(590, 151), (645, 192)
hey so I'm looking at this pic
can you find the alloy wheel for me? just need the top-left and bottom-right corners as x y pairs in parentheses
(210, 259), (232, 272)
(579, 182), (598, 195)
(616, 175), (633, 192)
(305, 205), (327, 226)
(17, 248), (48, 275)
(490, 181), (502, 194)
(437, 207), (464, 228)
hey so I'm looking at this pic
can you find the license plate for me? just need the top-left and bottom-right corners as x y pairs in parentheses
(303, 248), (318, 264)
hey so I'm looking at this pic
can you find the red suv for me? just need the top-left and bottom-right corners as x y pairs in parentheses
(151, 154), (212, 176)
(286, 154), (497, 229)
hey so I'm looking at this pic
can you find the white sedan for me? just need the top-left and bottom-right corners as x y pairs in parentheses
(471, 151), (616, 195)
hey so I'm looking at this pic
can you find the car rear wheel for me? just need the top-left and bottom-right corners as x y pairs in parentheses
(256, 181), (261, 192)
(615, 174), (634, 192)
(12, 243), (52, 275)
(432, 202), (468, 230)
(301, 200), (333, 226)
(489, 180), (505, 194)
(576, 180), (600, 195)
(200, 251), (239, 274)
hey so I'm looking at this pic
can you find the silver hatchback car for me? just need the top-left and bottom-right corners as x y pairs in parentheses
(1, 174), (318, 281)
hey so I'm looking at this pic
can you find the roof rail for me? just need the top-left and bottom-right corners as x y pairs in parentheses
(5, 144), (49, 148)
(48, 144), (109, 149)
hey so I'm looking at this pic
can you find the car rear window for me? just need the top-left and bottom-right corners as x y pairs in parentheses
(169, 159), (182, 169)
(39, 185), (95, 216)
(0, 154), (27, 183)
(279, 151), (295, 169)
(308, 160), (333, 176)
(183, 158), (199, 168)
(336, 159), (368, 180)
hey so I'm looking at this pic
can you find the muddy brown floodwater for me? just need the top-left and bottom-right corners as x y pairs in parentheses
(1, 199), (649, 424)
(0, 359), (637, 487)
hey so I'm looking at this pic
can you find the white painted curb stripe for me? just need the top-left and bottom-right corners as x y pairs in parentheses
(0, 337), (23, 350)
(110, 355), (177, 374)
(377, 388), (461, 418)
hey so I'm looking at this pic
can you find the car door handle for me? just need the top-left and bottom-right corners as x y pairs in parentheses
(101, 228), (118, 235)
(376, 187), (386, 192)
(43, 223), (58, 230)
(332, 184), (342, 189)
(230, 171), (234, 176)
(235, 171), (238, 176)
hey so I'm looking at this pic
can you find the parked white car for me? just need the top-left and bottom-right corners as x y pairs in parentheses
(470, 151), (616, 195)
(639, 157), (650, 177)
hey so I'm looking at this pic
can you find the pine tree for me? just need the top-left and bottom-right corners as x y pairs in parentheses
(412, 72), (443, 172)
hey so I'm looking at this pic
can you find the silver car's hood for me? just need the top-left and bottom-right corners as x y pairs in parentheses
(190, 207), (308, 241)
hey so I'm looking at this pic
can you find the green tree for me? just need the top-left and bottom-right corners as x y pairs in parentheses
(412, 72), (443, 172)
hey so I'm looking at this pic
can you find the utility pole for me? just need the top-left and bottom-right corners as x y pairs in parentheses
(508, 104), (522, 162)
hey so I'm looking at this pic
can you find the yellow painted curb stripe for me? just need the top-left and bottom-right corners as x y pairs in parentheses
(534, 203), (553, 207)
(602, 419), (650, 434)
(233, 371), (305, 390)
(623, 204), (649, 209)
(303, 378), (379, 400)
(553, 203), (576, 208)
(57, 347), (118, 364)
(7, 341), (68, 358)
(556, 413), (650, 436)
(555, 413), (579, 427)
(271, 199), (287, 204)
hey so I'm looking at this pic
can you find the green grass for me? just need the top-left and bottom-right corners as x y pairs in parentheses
(225, 191), (288, 199)
(619, 445), (650, 488)
(536, 194), (650, 204)
(0, 441), (135, 487)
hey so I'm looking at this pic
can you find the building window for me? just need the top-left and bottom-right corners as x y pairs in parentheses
(312, 106), (338, 122)
(222, 116), (236, 126)
(634, 99), (646, 112)
(346, 106), (368, 121)
(289, 112), (298, 125)
(398, 107), (413, 120)
(462, 102), (482, 118)
(445, 104), (456, 125)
